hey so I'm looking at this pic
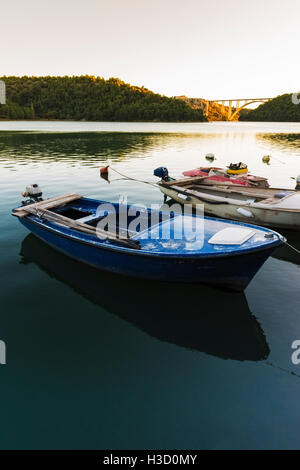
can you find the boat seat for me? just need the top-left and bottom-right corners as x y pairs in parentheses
(77, 209), (116, 224)
(77, 213), (98, 223)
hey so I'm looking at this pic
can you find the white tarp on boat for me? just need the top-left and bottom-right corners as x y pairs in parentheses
(208, 227), (255, 245)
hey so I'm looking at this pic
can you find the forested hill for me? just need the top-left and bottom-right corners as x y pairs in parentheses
(240, 93), (300, 122)
(0, 76), (206, 122)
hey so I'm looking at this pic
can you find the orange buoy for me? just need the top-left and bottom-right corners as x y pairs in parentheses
(100, 165), (109, 175)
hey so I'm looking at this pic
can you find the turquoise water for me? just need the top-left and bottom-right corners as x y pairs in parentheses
(0, 121), (300, 449)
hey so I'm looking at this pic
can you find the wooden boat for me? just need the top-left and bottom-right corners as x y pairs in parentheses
(12, 190), (284, 291)
(158, 175), (300, 230)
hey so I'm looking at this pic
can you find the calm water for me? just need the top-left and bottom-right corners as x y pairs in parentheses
(0, 121), (300, 450)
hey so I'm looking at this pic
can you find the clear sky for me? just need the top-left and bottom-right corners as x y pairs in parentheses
(2, 0), (300, 99)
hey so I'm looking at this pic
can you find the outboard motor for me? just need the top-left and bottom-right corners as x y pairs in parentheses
(296, 175), (300, 190)
(153, 167), (170, 182)
(22, 184), (43, 205)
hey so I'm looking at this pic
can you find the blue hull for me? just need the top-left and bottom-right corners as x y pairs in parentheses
(20, 216), (278, 291)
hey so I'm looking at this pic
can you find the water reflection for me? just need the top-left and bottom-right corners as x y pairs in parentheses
(1, 130), (300, 191)
(20, 234), (270, 362)
(0, 132), (169, 164)
(272, 230), (300, 265)
(257, 133), (300, 155)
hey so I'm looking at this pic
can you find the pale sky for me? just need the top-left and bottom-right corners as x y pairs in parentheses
(2, 0), (300, 99)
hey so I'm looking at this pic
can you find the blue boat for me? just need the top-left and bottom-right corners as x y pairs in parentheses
(13, 189), (285, 291)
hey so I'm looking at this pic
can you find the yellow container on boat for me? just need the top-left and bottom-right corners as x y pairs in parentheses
(227, 167), (248, 175)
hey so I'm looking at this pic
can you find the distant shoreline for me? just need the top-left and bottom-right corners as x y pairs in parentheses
(0, 76), (206, 123)
(0, 118), (206, 123)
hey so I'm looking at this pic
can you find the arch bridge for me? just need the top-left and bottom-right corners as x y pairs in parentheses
(204, 97), (272, 120)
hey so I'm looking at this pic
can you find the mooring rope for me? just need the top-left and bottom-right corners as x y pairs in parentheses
(264, 360), (300, 381)
(284, 241), (300, 255)
(108, 167), (158, 188)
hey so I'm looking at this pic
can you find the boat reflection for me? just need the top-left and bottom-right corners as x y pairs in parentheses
(272, 229), (300, 265)
(20, 234), (270, 362)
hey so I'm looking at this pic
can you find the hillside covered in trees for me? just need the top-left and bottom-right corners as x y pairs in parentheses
(240, 93), (300, 122)
(0, 76), (206, 122)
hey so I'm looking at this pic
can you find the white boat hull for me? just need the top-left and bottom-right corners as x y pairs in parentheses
(160, 185), (300, 230)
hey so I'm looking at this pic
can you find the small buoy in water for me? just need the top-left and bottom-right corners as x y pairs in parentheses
(296, 175), (300, 190)
(236, 207), (254, 218)
(205, 153), (215, 161)
(262, 155), (271, 164)
(100, 165), (109, 175)
(100, 165), (110, 182)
